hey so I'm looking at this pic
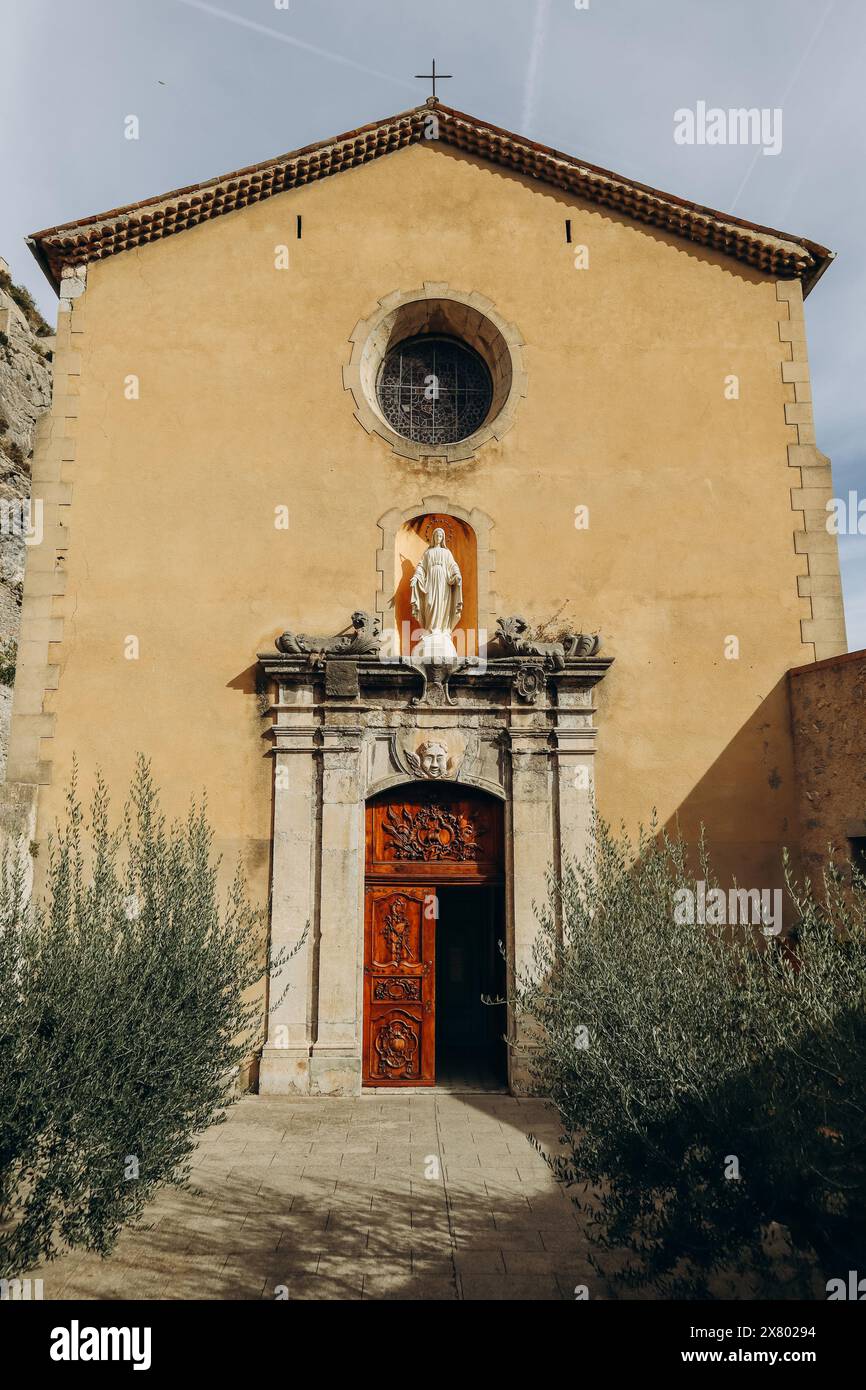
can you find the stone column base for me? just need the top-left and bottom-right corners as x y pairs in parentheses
(310, 1050), (362, 1096)
(258, 1047), (312, 1095)
(508, 1047), (545, 1096)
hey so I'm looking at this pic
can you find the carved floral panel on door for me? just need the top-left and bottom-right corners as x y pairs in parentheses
(366, 785), (503, 883)
(364, 787), (504, 1087)
(364, 886), (435, 1085)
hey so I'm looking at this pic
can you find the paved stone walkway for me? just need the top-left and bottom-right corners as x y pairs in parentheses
(31, 1093), (608, 1300)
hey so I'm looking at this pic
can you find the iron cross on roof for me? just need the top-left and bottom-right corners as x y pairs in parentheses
(414, 59), (452, 101)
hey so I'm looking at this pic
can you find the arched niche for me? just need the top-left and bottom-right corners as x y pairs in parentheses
(393, 512), (478, 658)
(376, 497), (497, 659)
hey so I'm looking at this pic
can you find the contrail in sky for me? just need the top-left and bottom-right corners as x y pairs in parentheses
(174, 0), (417, 93)
(729, 0), (836, 211)
(521, 0), (551, 136)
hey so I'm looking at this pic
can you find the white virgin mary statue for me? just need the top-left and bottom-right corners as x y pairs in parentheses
(410, 527), (463, 664)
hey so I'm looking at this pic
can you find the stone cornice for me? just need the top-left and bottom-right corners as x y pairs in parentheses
(257, 654), (613, 725)
(258, 652), (612, 687)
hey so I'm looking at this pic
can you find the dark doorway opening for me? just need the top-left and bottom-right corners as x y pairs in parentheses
(435, 886), (507, 1091)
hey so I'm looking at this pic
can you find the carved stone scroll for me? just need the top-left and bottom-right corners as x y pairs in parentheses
(276, 610), (382, 657)
(493, 615), (600, 669)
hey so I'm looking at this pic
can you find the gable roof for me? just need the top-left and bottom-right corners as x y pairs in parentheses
(27, 100), (833, 295)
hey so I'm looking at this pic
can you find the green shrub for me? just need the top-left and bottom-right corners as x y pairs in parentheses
(514, 815), (866, 1298)
(0, 758), (290, 1277)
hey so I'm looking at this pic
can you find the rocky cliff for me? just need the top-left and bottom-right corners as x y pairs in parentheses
(0, 256), (53, 778)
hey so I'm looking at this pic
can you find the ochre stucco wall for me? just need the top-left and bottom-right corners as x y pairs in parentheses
(11, 141), (844, 897)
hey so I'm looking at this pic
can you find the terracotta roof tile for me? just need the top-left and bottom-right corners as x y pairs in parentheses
(27, 101), (833, 294)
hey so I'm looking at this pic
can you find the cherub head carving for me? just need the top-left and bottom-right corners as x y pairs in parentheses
(416, 739), (449, 778)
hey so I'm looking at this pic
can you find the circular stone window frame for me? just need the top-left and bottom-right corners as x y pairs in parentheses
(343, 283), (527, 464)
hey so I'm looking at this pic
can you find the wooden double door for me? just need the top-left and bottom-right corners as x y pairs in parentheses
(363, 784), (504, 1087)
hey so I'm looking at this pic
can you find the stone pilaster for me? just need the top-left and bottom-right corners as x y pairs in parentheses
(259, 685), (318, 1094)
(507, 720), (555, 1093)
(310, 721), (365, 1095)
(6, 266), (85, 800)
(553, 684), (599, 872)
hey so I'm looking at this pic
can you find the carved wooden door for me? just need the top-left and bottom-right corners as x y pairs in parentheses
(363, 886), (435, 1086)
(363, 785), (503, 1088)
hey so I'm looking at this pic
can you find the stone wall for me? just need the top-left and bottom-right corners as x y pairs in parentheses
(0, 255), (53, 784)
(789, 649), (866, 874)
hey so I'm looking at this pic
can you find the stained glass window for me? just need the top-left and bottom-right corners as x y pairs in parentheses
(377, 336), (493, 444)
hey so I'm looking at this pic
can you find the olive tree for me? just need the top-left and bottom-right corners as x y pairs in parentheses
(513, 815), (866, 1298)
(0, 758), (287, 1277)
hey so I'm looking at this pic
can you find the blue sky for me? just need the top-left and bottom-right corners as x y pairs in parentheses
(3, 0), (864, 646)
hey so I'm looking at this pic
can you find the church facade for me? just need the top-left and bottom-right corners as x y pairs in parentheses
(6, 101), (845, 1094)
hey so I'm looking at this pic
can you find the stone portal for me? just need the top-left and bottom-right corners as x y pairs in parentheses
(256, 618), (611, 1096)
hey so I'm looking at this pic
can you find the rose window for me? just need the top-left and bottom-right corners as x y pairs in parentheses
(376, 336), (493, 444)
